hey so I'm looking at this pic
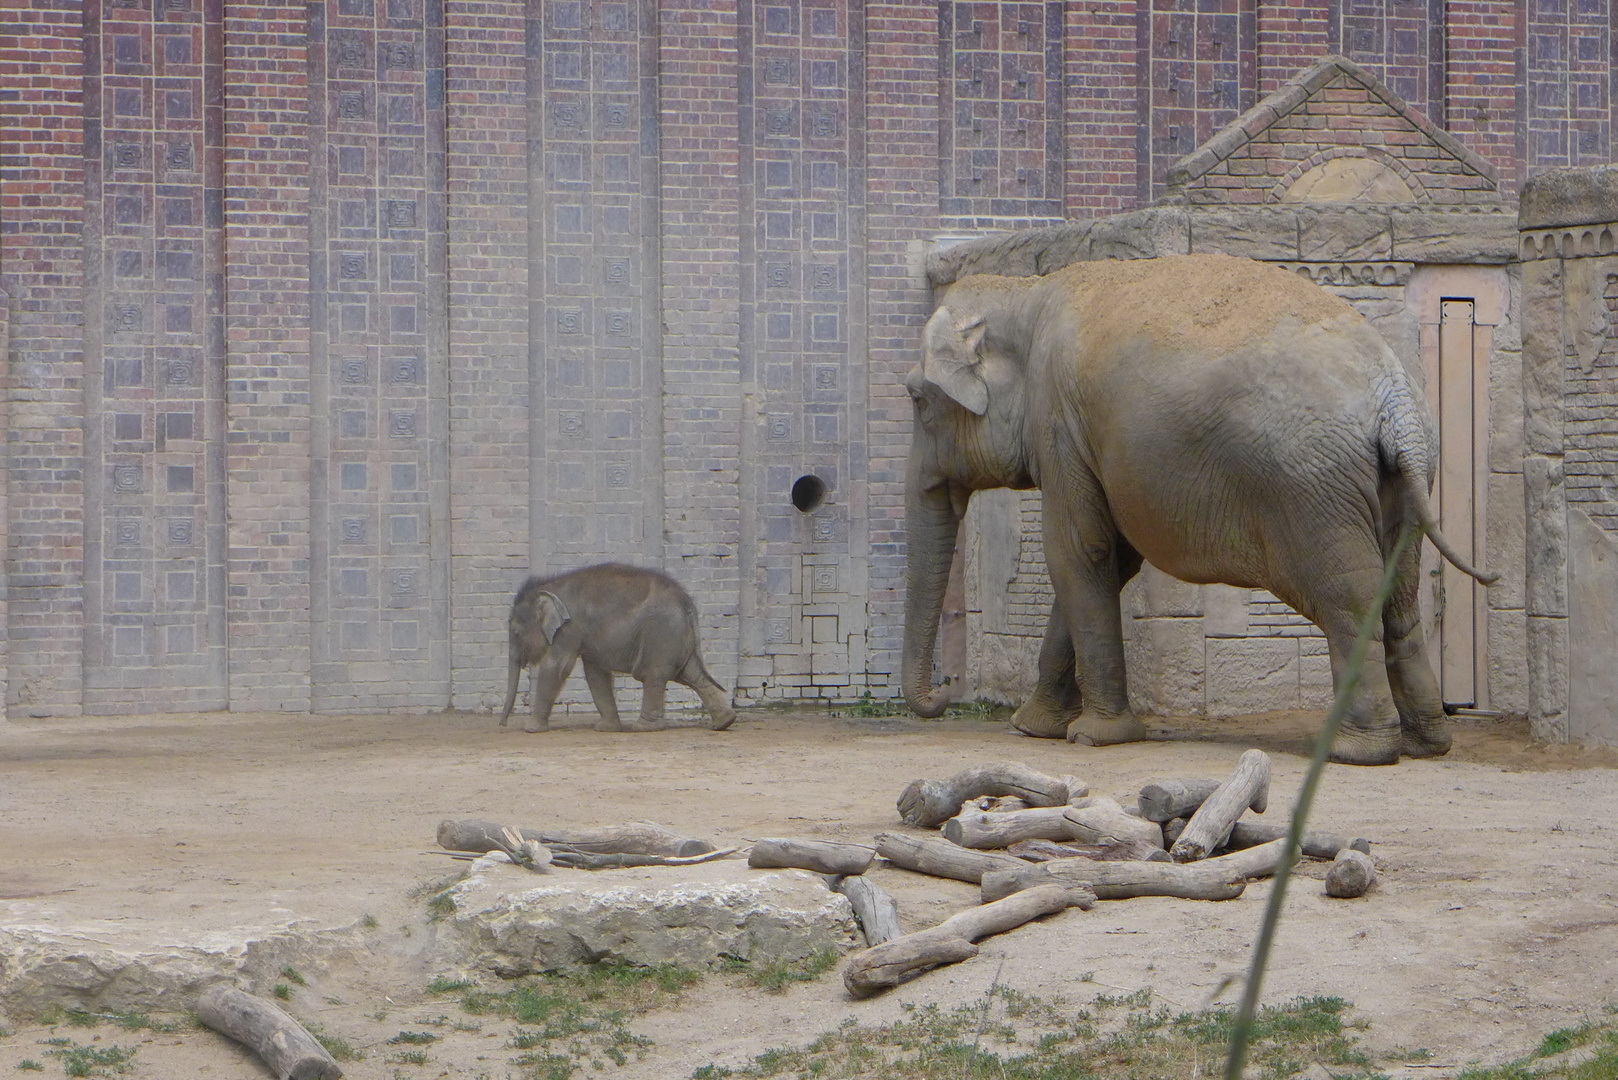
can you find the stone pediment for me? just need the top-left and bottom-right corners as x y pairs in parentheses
(1166, 56), (1500, 207)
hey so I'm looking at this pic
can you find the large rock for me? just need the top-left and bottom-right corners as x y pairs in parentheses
(437, 861), (860, 977)
(1520, 165), (1618, 230)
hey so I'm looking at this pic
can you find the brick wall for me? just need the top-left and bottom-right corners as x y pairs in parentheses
(1, 0), (1612, 718)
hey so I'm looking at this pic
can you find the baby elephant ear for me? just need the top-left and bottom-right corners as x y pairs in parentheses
(535, 591), (570, 643)
(922, 307), (990, 415)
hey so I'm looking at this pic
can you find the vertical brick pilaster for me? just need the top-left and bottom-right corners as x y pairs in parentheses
(864, 0), (939, 692)
(1066, 0), (1140, 217)
(1445, 0), (1521, 191)
(1256, 1), (1329, 96)
(1, 0), (85, 717)
(658, 0), (742, 688)
(223, 0), (311, 710)
(445, 0), (528, 709)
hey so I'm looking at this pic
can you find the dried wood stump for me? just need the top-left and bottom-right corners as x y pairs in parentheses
(437, 818), (713, 858)
(1169, 750), (1271, 863)
(748, 838), (874, 876)
(981, 855), (1249, 903)
(1137, 778), (1221, 823)
(1062, 798), (1166, 849)
(942, 806), (1075, 849)
(835, 874), (902, 945)
(897, 762), (1088, 828)
(196, 985), (342, 1080)
(874, 832), (1026, 884)
(1006, 838), (1171, 863)
(1325, 849), (1377, 898)
(843, 884), (1080, 997)
(1225, 820), (1371, 859)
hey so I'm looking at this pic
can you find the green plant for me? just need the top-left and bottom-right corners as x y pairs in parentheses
(279, 966), (306, 987)
(272, 983), (291, 1000)
(427, 976), (476, 994)
(16, 1063), (43, 1073)
(389, 1031), (438, 1045)
(302, 1023), (364, 1063)
(389, 1048), (428, 1065)
(361, 914), (379, 929)
(425, 890), (457, 920)
(720, 950), (839, 993)
(43, 1040), (137, 1078)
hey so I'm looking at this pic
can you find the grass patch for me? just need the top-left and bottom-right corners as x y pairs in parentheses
(692, 988), (1382, 1080)
(458, 961), (702, 1073)
(279, 966), (306, 987)
(427, 975), (476, 994)
(721, 951), (839, 994)
(17, 1062), (44, 1073)
(299, 1021), (364, 1063)
(271, 983), (292, 1001)
(390, 1048), (430, 1065)
(42, 1040), (137, 1078)
(50, 1010), (184, 1035)
(389, 1031), (439, 1045)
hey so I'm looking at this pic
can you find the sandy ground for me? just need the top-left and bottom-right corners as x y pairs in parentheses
(3, 706), (1618, 1078)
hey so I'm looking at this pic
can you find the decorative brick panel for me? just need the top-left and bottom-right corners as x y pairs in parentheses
(1064, 0), (1140, 217)
(1141, 0), (1256, 203)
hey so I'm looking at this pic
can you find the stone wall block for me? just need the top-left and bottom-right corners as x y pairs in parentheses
(1520, 166), (1618, 230)
(1486, 607), (1528, 718)
(1203, 584), (1251, 637)
(1296, 206), (1393, 262)
(1206, 638), (1299, 717)
(1187, 208), (1299, 261)
(1389, 210), (1518, 264)
(1127, 564), (1203, 618)
(1299, 635), (1334, 709)
(1082, 208), (1191, 262)
(975, 632), (1041, 707)
(1524, 454), (1567, 617)
(1489, 345), (1525, 473)
(1126, 617), (1205, 716)
(1519, 258), (1565, 456)
(1527, 614), (1569, 743)
(1486, 471), (1526, 611)
(1567, 507), (1618, 744)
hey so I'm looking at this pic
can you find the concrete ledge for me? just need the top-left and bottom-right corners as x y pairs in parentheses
(1520, 165), (1618, 229)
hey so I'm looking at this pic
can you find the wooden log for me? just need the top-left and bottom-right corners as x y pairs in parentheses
(1136, 778), (1221, 823)
(843, 884), (1077, 997)
(549, 847), (737, 869)
(942, 806), (1074, 849)
(1169, 750), (1271, 863)
(436, 818), (714, 858)
(1162, 817), (1188, 847)
(195, 985), (342, 1080)
(981, 856), (1247, 903)
(1198, 839), (1287, 880)
(874, 832), (1026, 884)
(1224, 821), (1371, 859)
(1325, 849), (1377, 898)
(1007, 838), (1171, 864)
(970, 795), (1031, 813)
(896, 762), (1087, 828)
(749, 838), (874, 876)
(1062, 798), (1166, 849)
(834, 875), (903, 946)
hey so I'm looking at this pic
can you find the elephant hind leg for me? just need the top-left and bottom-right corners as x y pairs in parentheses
(1382, 530), (1451, 758)
(1285, 567), (1401, 766)
(629, 677), (668, 732)
(1010, 614), (1083, 739)
(678, 656), (737, 731)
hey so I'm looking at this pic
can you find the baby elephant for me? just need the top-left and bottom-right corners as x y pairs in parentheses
(498, 563), (737, 733)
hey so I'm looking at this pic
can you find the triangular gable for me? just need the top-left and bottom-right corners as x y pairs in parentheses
(1166, 56), (1500, 206)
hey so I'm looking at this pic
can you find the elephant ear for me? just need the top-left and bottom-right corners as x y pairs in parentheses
(534, 591), (570, 644)
(922, 309), (991, 416)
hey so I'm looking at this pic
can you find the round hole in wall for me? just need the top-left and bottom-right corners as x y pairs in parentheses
(791, 474), (827, 513)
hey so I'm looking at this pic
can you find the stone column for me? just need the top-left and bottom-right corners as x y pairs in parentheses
(1518, 167), (1618, 745)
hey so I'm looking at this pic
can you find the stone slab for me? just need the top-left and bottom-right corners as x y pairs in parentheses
(439, 860), (860, 977)
(1206, 638), (1299, 718)
(1125, 617), (1205, 716)
(1519, 165), (1618, 230)
(1568, 508), (1618, 745)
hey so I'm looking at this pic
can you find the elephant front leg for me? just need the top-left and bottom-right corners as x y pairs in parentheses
(1041, 476), (1147, 748)
(524, 648), (579, 733)
(627, 679), (668, 732)
(583, 659), (624, 733)
(1009, 614), (1084, 739)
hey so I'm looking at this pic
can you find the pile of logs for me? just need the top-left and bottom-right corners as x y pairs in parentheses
(818, 752), (1374, 996)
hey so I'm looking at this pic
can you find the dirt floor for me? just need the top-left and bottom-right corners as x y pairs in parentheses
(3, 705), (1618, 1079)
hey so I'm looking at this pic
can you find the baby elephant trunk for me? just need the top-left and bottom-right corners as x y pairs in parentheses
(498, 649), (522, 726)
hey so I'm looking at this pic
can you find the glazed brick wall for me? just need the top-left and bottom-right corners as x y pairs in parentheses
(2, 0), (86, 717)
(4, 0), (1617, 717)
(444, 0), (528, 709)
(221, 0), (311, 710)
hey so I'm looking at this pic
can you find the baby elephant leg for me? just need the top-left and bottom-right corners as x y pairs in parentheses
(679, 656), (736, 731)
(525, 648), (578, 733)
(626, 678), (667, 732)
(582, 659), (623, 733)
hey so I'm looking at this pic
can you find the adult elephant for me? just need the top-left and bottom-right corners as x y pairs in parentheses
(901, 254), (1497, 766)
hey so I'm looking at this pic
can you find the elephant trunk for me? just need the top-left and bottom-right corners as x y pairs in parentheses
(498, 647), (522, 725)
(902, 482), (963, 719)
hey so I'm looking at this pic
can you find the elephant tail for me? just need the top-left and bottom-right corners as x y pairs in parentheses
(498, 649), (523, 726)
(1378, 371), (1501, 586)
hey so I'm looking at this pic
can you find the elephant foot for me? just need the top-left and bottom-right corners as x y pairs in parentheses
(1065, 711), (1148, 747)
(709, 710), (737, 732)
(593, 719), (624, 733)
(1010, 698), (1079, 739)
(620, 719), (666, 733)
(1327, 726), (1400, 766)
(522, 722), (551, 734)
(1399, 721), (1452, 759)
